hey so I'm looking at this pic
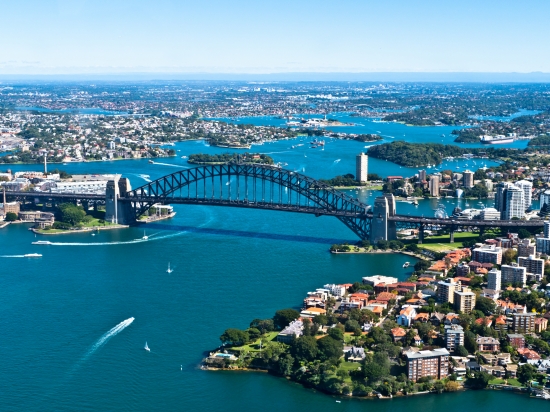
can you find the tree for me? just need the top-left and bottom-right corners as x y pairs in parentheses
(220, 328), (249, 346)
(502, 248), (518, 265)
(517, 363), (537, 384)
(317, 336), (343, 362)
(445, 380), (461, 392)
(344, 319), (360, 332)
(466, 371), (491, 389)
(273, 308), (300, 330)
(249, 318), (274, 334)
(414, 260), (431, 272)
(290, 336), (318, 362)
(464, 330), (478, 354)
(313, 314), (328, 326)
(57, 203), (86, 226)
(328, 327), (344, 341)
(272, 354), (294, 376)
(363, 352), (390, 384)
(517, 228), (531, 240)
(4, 212), (17, 222)
(475, 297), (496, 316)
(246, 328), (261, 341)
(456, 345), (469, 357)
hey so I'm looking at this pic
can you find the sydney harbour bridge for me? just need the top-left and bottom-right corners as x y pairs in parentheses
(3, 163), (544, 241)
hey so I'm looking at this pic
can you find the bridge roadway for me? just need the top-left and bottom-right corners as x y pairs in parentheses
(5, 190), (545, 228)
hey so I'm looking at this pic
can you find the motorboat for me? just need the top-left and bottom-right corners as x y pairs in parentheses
(142, 231), (149, 240)
(144, 342), (150, 352)
(403, 262), (410, 268)
(32, 240), (51, 245)
(24, 253), (42, 258)
(167, 262), (173, 274)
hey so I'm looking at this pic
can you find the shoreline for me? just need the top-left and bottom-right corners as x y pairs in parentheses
(330, 248), (431, 261)
(32, 224), (129, 235)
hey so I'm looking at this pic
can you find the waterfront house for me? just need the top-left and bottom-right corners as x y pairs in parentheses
(344, 346), (366, 363)
(396, 306), (417, 327)
(404, 348), (450, 382)
(277, 320), (303, 344)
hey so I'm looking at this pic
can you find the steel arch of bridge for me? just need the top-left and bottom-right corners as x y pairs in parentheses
(124, 163), (372, 239)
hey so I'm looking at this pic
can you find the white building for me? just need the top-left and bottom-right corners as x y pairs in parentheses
(504, 185), (525, 220)
(355, 153), (368, 183)
(323, 284), (346, 297)
(487, 269), (502, 291)
(480, 207), (500, 220)
(515, 180), (533, 211)
(362, 275), (398, 287)
(463, 170), (474, 188)
(48, 180), (108, 195)
(540, 190), (550, 210)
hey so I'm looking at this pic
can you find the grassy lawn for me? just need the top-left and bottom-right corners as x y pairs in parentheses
(231, 332), (278, 352)
(81, 217), (116, 227)
(339, 361), (362, 372)
(489, 378), (523, 387)
(415, 232), (479, 252)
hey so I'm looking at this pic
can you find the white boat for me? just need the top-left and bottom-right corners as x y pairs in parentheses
(403, 262), (410, 268)
(144, 342), (150, 352)
(32, 240), (51, 245)
(167, 262), (173, 274)
(142, 231), (149, 240)
(24, 253), (42, 258)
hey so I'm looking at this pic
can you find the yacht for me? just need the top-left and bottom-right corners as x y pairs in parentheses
(167, 262), (173, 274)
(24, 253), (42, 258)
(403, 262), (410, 268)
(32, 240), (51, 245)
(144, 342), (150, 352)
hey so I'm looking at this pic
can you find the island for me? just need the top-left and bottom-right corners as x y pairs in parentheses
(187, 153), (274, 165)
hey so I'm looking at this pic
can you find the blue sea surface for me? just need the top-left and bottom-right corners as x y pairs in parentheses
(0, 130), (527, 411)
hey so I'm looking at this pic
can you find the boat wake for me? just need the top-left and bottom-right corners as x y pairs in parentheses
(150, 162), (188, 168)
(134, 174), (152, 182)
(44, 231), (185, 246)
(0, 255), (27, 258)
(84, 317), (135, 360)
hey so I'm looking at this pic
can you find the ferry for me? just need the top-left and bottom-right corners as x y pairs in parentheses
(24, 253), (42, 258)
(403, 262), (410, 268)
(481, 135), (514, 144)
(32, 240), (52, 245)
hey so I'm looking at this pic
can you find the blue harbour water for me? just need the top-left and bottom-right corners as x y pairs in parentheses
(0, 126), (534, 410)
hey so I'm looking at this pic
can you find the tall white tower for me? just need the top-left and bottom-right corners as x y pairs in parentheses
(355, 153), (368, 183)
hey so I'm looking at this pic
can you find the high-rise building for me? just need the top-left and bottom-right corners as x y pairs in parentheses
(540, 190), (550, 210)
(518, 255), (544, 280)
(405, 348), (450, 382)
(501, 264), (527, 286)
(454, 287), (476, 314)
(356, 153), (368, 183)
(512, 313), (536, 333)
(463, 170), (474, 188)
(419, 170), (427, 182)
(438, 280), (458, 304)
(430, 175), (440, 197)
(487, 269), (501, 291)
(545, 221), (550, 238)
(494, 182), (510, 215)
(472, 245), (502, 264)
(517, 239), (536, 257)
(445, 325), (464, 352)
(536, 237), (550, 255)
(515, 180), (533, 211)
(504, 185), (525, 220)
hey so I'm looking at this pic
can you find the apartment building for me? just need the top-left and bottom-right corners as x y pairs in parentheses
(444, 325), (464, 352)
(454, 287), (476, 314)
(405, 348), (450, 382)
(512, 313), (536, 333)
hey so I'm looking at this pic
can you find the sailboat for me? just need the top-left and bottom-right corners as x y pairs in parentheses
(167, 262), (173, 274)
(144, 342), (150, 352)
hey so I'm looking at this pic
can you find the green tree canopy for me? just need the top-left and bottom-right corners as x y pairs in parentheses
(317, 336), (343, 362)
(273, 309), (300, 330)
(220, 328), (249, 346)
(290, 335), (318, 362)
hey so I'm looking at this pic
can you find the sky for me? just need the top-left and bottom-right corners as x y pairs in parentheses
(1, 0), (549, 75)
